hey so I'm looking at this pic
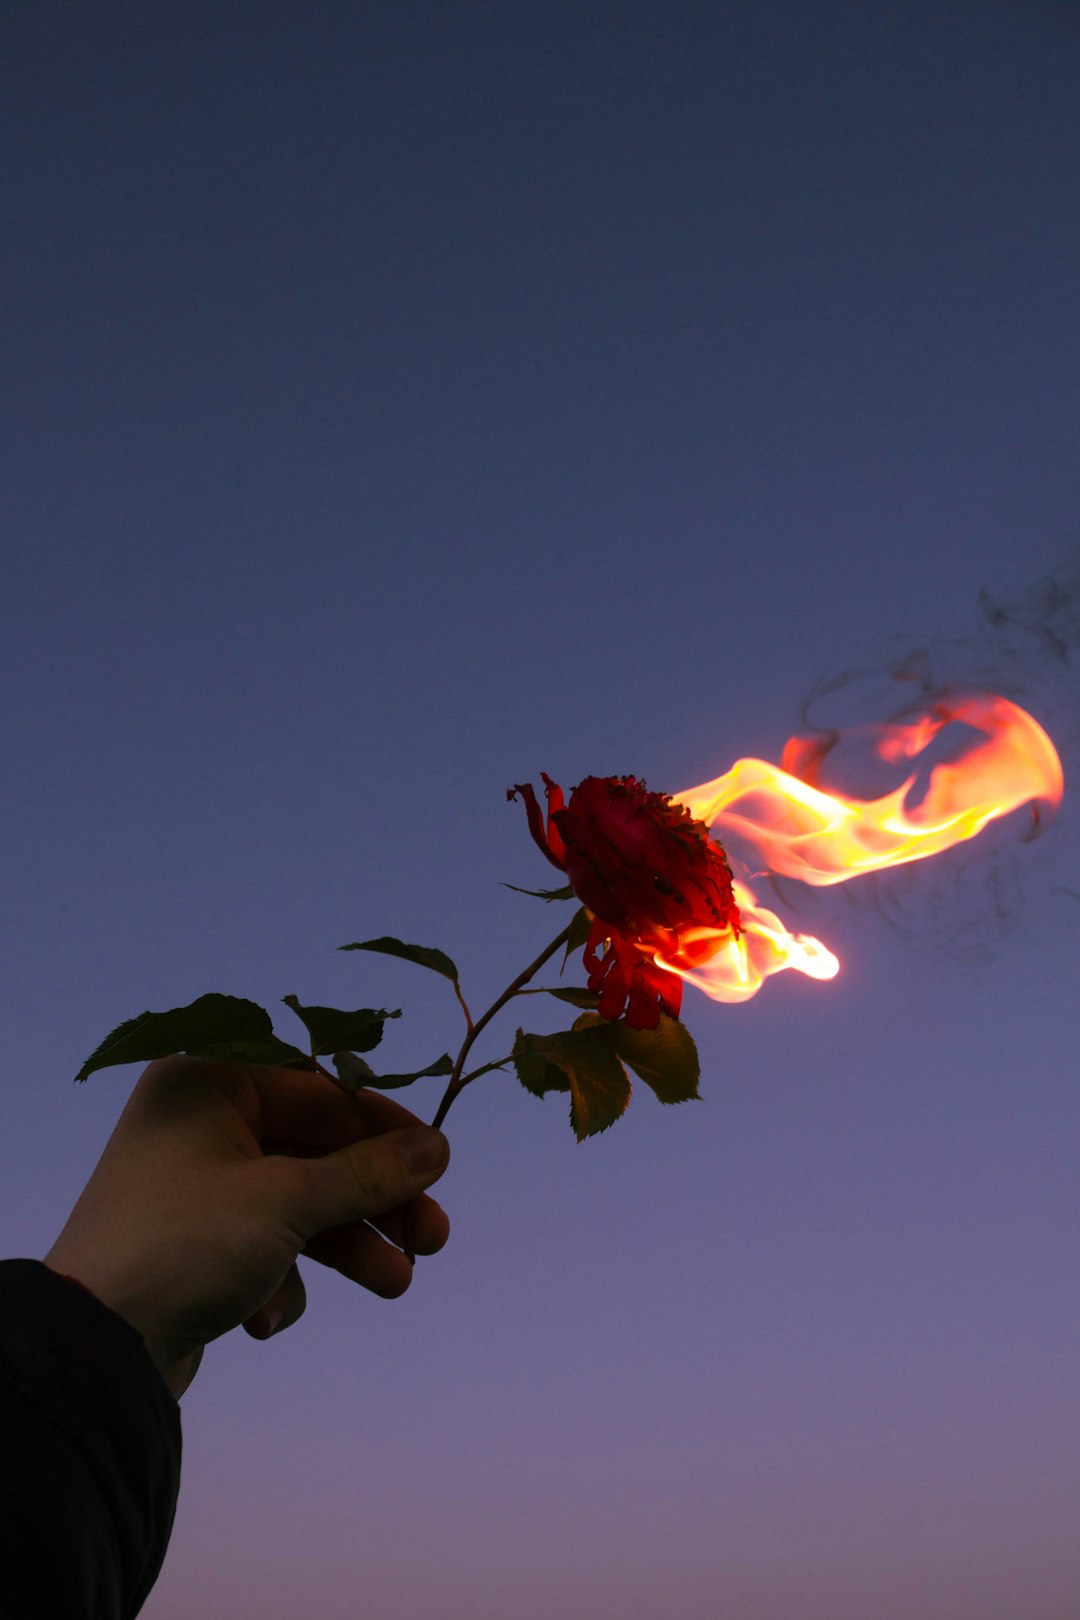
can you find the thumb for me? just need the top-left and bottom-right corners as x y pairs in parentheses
(285, 1123), (450, 1238)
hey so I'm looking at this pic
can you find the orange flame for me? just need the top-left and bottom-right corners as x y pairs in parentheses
(660, 691), (1063, 1004)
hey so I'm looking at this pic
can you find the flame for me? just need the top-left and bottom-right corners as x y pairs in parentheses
(660, 690), (1063, 1004)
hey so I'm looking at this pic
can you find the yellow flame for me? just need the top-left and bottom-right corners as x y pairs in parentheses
(663, 690), (1063, 1003)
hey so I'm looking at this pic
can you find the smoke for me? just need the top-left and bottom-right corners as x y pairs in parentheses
(779, 545), (1080, 973)
(978, 550), (1080, 671)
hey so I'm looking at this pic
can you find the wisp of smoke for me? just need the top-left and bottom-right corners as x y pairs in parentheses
(779, 546), (1080, 974)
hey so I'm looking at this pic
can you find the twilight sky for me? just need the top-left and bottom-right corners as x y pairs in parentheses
(3, 4), (1080, 1617)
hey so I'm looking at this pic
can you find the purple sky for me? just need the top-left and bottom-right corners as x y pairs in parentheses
(3, 4), (1080, 1616)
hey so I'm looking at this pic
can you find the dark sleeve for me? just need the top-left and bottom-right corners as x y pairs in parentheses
(0, 1259), (181, 1620)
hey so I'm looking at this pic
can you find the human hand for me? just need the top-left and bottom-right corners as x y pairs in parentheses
(44, 1056), (451, 1400)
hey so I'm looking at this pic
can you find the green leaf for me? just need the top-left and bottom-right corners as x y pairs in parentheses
(332, 1052), (377, 1091)
(502, 882), (576, 902)
(544, 987), (601, 1009)
(513, 1025), (632, 1141)
(600, 1012), (701, 1105)
(338, 936), (459, 982)
(282, 995), (400, 1055)
(332, 1051), (455, 1092)
(512, 1029), (572, 1098)
(74, 994), (277, 1082)
(188, 1036), (315, 1070)
(562, 905), (593, 968)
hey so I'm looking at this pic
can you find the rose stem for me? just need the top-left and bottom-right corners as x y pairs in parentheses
(398, 920), (573, 1264)
(430, 920), (573, 1130)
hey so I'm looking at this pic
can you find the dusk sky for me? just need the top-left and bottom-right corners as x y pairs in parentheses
(3, 4), (1080, 1617)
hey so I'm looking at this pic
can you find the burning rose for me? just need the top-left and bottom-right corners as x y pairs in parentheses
(507, 773), (741, 1029)
(75, 688), (1062, 1158)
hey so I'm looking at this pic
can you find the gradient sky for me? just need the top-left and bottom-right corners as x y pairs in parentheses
(3, 4), (1080, 1617)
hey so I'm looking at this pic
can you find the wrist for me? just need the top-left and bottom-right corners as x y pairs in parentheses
(43, 1255), (197, 1400)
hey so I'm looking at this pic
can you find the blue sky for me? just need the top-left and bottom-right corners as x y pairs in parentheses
(3, 4), (1079, 1616)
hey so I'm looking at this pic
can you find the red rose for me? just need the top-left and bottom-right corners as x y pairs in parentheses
(508, 773), (741, 1029)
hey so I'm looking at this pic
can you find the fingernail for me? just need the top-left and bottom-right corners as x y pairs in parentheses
(265, 1307), (283, 1336)
(398, 1125), (449, 1175)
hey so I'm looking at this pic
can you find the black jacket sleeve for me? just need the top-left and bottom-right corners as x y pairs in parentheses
(0, 1259), (181, 1620)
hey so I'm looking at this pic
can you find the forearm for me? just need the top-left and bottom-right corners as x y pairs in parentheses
(0, 1260), (181, 1619)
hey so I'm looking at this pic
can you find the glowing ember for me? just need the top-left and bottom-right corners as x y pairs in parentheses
(659, 691), (1064, 1003)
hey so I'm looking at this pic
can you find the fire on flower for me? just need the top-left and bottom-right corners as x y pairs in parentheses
(513, 690), (1064, 1020)
(670, 689), (1064, 1003)
(508, 774), (741, 1029)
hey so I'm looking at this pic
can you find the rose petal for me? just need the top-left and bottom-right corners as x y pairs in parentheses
(508, 781), (566, 871)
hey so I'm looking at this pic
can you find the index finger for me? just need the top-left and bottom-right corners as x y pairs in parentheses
(246, 1064), (432, 1156)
